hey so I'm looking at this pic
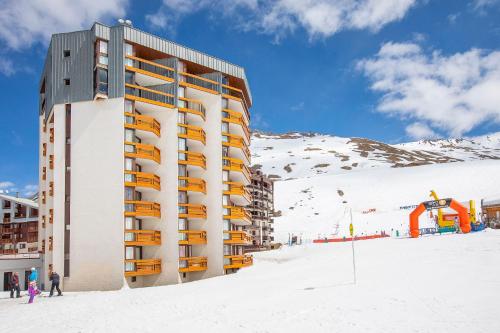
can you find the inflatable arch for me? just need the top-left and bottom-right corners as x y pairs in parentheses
(409, 199), (471, 238)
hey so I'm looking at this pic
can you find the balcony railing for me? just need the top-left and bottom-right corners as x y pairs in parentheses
(125, 201), (161, 218)
(178, 230), (207, 245)
(178, 123), (206, 145)
(124, 259), (161, 277)
(223, 181), (251, 203)
(125, 142), (161, 164)
(179, 72), (219, 94)
(222, 109), (250, 142)
(125, 230), (161, 246)
(224, 254), (253, 270)
(178, 176), (206, 194)
(224, 231), (253, 245)
(125, 83), (175, 108)
(178, 97), (206, 120)
(125, 55), (175, 82)
(221, 84), (250, 120)
(224, 205), (252, 223)
(223, 157), (251, 182)
(222, 132), (251, 161)
(179, 256), (208, 272)
(178, 204), (207, 219)
(178, 150), (206, 169)
(124, 171), (161, 191)
(124, 112), (161, 137)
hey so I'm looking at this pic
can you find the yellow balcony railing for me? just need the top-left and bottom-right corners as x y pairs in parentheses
(223, 157), (251, 182)
(124, 112), (161, 137)
(125, 201), (161, 218)
(224, 231), (253, 245)
(178, 176), (206, 194)
(179, 204), (207, 219)
(224, 254), (253, 270)
(224, 205), (252, 223)
(125, 171), (161, 191)
(178, 123), (206, 144)
(125, 259), (161, 277)
(223, 181), (251, 203)
(178, 72), (219, 94)
(179, 256), (208, 272)
(221, 84), (250, 120)
(125, 142), (161, 164)
(178, 150), (206, 169)
(222, 109), (250, 142)
(178, 97), (206, 120)
(125, 83), (175, 109)
(222, 132), (250, 161)
(125, 55), (175, 82)
(125, 230), (161, 246)
(178, 230), (207, 245)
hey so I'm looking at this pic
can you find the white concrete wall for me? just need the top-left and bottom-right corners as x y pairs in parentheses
(0, 257), (43, 291)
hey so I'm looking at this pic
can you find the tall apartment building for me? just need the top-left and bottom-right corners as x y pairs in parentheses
(245, 170), (274, 250)
(38, 22), (253, 291)
(0, 194), (38, 255)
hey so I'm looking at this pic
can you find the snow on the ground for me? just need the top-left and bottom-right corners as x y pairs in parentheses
(1, 230), (499, 332)
(273, 159), (500, 242)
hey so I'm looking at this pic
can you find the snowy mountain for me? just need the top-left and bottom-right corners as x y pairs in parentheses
(250, 132), (500, 242)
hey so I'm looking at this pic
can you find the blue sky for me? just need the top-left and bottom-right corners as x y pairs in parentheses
(1, 0), (500, 196)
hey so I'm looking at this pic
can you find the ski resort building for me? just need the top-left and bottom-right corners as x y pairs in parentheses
(38, 21), (252, 291)
(245, 169), (275, 251)
(0, 194), (38, 255)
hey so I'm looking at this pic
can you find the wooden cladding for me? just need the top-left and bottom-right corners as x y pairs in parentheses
(224, 231), (253, 245)
(48, 236), (53, 251)
(178, 204), (207, 219)
(124, 171), (161, 191)
(42, 167), (46, 181)
(124, 112), (161, 137)
(124, 200), (161, 218)
(124, 230), (161, 246)
(223, 205), (252, 223)
(178, 150), (206, 169)
(49, 128), (54, 143)
(178, 123), (206, 144)
(223, 157), (251, 182)
(223, 182), (251, 202)
(42, 143), (47, 156)
(178, 176), (206, 194)
(49, 155), (54, 169)
(222, 132), (251, 161)
(41, 191), (46, 204)
(178, 256), (208, 273)
(124, 142), (161, 164)
(124, 259), (161, 277)
(178, 230), (207, 245)
(224, 254), (253, 269)
(49, 209), (53, 224)
(49, 182), (54, 196)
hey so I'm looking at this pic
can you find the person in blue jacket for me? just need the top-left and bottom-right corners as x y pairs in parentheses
(28, 267), (39, 304)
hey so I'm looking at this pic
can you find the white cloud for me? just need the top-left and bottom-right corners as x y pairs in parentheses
(0, 181), (15, 189)
(358, 42), (500, 137)
(22, 184), (39, 197)
(472, 0), (500, 10)
(0, 57), (15, 76)
(147, 0), (418, 41)
(405, 122), (439, 140)
(0, 0), (129, 50)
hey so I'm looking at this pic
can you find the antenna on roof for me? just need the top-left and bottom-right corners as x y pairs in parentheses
(125, 20), (132, 26)
(118, 18), (125, 24)
(118, 18), (132, 26)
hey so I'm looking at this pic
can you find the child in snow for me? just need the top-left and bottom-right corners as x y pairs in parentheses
(28, 267), (39, 304)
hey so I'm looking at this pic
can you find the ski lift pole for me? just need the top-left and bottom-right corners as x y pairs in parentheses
(350, 209), (357, 285)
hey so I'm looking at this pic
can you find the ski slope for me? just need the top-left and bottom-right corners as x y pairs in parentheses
(1, 230), (499, 332)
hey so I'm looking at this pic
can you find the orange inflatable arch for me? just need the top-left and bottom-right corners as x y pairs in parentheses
(409, 199), (471, 238)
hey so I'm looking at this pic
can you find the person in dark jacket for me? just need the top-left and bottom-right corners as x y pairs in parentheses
(49, 271), (62, 297)
(10, 272), (21, 298)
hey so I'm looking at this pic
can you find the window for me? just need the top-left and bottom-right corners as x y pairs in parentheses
(63, 50), (70, 58)
(94, 68), (108, 94)
(64, 78), (70, 86)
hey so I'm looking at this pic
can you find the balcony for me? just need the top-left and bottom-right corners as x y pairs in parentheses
(125, 83), (175, 109)
(222, 132), (250, 162)
(179, 256), (208, 272)
(178, 97), (206, 121)
(125, 142), (161, 164)
(223, 157), (251, 184)
(124, 259), (161, 277)
(125, 55), (175, 84)
(223, 181), (251, 205)
(178, 204), (207, 219)
(178, 123), (206, 145)
(224, 231), (252, 245)
(224, 205), (252, 225)
(221, 84), (250, 121)
(125, 230), (161, 246)
(125, 201), (161, 218)
(125, 171), (161, 191)
(178, 230), (207, 245)
(178, 176), (206, 194)
(224, 254), (253, 270)
(179, 72), (219, 95)
(124, 112), (161, 137)
(178, 150), (206, 169)
(222, 109), (250, 143)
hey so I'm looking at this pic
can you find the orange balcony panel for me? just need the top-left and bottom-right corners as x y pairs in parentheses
(178, 230), (207, 245)
(178, 150), (206, 169)
(222, 132), (250, 160)
(178, 72), (219, 95)
(224, 205), (252, 223)
(178, 204), (207, 219)
(178, 176), (206, 194)
(223, 181), (251, 203)
(221, 84), (251, 120)
(125, 259), (161, 277)
(125, 200), (161, 218)
(222, 109), (250, 142)
(124, 112), (161, 137)
(223, 157), (251, 182)
(125, 142), (161, 164)
(224, 231), (252, 245)
(125, 230), (161, 246)
(125, 55), (175, 83)
(179, 256), (208, 273)
(178, 123), (206, 144)
(125, 83), (175, 109)
(125, 171), (161, 191)
(224, 254), (253, 270)
(178, 97), (206, 120)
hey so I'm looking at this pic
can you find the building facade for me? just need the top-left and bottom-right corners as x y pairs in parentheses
(0, 194), (38, 255)
(245, 169), (274, 251)
(38, 22), (253, 291)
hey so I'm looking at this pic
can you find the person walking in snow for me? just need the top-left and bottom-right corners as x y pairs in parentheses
(49, 271), (62, 297)
(10, 272), (21, 298)
(28, 267), (39, 304)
